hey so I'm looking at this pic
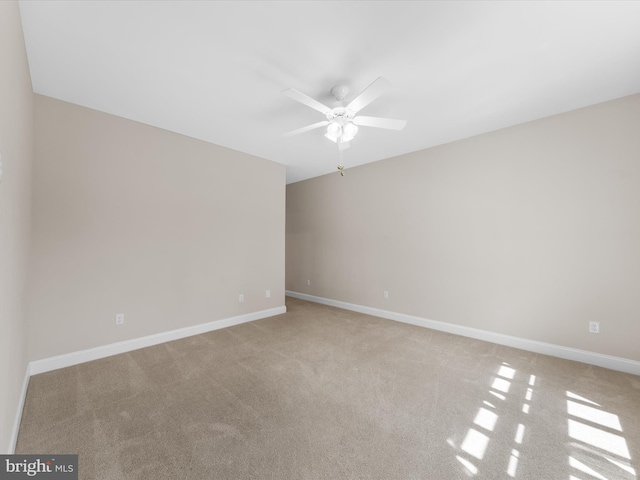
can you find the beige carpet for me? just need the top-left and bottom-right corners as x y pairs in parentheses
(16, 297), (640, 479)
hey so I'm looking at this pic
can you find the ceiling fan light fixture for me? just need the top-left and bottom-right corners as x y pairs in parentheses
(326, 121), (358, 143)
(326, 122), (342, 140)
(342, 122), (358, 142)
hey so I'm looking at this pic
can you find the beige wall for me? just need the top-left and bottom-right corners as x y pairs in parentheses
(29, 95), (285, 360)
(287, 94), (640, 362)
(0, 1), (34, 453)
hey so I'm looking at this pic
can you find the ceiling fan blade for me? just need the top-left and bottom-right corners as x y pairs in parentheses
(284, 121), (329, 137)
(282, 88), (332, 115)
(346, 77), (392, 113)
(353, 116), (407, 131)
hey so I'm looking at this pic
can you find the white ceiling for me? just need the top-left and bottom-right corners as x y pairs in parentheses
(18, 1), (640, 184)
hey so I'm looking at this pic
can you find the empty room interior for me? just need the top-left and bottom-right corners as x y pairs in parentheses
(2, 1), (640, 479)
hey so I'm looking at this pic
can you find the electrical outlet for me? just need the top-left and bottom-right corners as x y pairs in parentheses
(115, 314), (124, 325)
(306, 279), (311, 286)
(589, 321), (600, 334)
(383, 290), (389, 299)
(265, 289), (271, 298)
(238, 294), (244, 303)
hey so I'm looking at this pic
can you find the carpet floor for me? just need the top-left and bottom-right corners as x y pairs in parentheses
(16, 297), (640, 479)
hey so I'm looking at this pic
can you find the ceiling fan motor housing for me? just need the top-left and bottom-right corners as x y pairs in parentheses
(326, 107), (354, 126)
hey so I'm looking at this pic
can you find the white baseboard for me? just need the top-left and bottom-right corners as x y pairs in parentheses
(9, 363), (31, 453)
(12, 306), (286, 452)
(29, 306), (287, 376)
(286, 291), (640, 376)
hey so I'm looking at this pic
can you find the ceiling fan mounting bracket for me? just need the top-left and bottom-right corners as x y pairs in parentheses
(331, 85), (349, 102)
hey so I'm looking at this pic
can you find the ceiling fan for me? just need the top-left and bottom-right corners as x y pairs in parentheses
(283, 77), (406, 150)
